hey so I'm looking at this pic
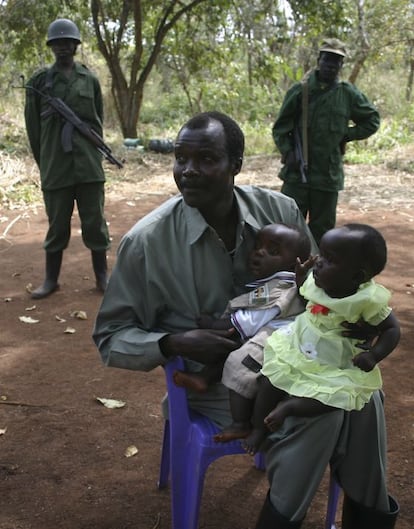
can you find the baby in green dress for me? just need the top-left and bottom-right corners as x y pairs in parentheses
(243, 223), (401, 455)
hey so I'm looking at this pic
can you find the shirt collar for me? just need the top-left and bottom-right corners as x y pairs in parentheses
(183, 186), (262, 245)
(246, 271), (296, 288)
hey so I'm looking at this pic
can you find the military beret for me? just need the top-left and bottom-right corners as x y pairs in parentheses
(319, 38), (347, 57)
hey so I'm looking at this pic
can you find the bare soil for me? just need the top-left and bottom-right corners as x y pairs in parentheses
(1, 152), (413, 529)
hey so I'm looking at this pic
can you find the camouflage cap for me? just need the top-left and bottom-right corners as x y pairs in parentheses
(319, 38), (347, 57)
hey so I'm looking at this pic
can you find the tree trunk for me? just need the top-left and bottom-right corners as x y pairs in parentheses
(406, 42), (414, 102)
(91, 0), (209, 138)
(348, 0), (370, 85)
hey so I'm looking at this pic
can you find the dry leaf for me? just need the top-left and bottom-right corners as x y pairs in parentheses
(25, 283), (33, 293)
(19, 316), (39, 324)
(4, 297), (12, 302)
(124, 445), (138, 457)
(71, 310), (87, 320)
(55, 315), (66, 323)
(25, 305), (36, 311)
(64, 327), (76, 334)
(1, 395), (7, 401)
(96, 397), (126, 409)
(0, 428), (7, 435)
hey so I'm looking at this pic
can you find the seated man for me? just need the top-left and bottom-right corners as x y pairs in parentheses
(93, 111), (398, 528)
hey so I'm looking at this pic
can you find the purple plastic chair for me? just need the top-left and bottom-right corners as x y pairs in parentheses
(158, 355), (341, 529)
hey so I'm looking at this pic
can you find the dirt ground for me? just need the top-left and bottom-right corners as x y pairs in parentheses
(1, 153), (413, 529)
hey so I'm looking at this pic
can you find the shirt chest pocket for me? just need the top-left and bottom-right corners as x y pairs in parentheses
(70, 78), (94, 118)
(329, 109), (349, 134)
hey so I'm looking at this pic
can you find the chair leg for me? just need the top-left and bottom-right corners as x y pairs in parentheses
(170, 442), (209, 529)
(157, 420), (170, 489)
(254, 451), (266, 471)
(325, 474), (341, 529)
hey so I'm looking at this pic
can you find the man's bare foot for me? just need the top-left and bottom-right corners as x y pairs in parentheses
(172, 370), (209, 393)
(241, 428), (267, 455)
(214, 422), (251, 443)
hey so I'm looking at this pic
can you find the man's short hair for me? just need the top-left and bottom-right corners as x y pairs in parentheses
(181, 111), (245, 164)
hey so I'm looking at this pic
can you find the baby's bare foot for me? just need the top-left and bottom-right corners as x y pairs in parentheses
(214, 422), (251, 443)
(241, 428), (267, 455)
(172, 370), (208, 393)
(264, 404), (287, 431)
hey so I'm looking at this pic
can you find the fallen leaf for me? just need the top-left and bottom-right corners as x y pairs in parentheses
(25, 283), (33, 293)
(64, 327), (76, 334)
(55, 315), (66, 323)
(1, 396), (7, 401)
(96, 397), (126, 409)
(124, 445), (138, 457)
(19, 316), (39, 324)
(71, 310), (87, 320)
(0, 428), (7, 435)
(25, 305), (37, 311)
(4, 297), (12, 302)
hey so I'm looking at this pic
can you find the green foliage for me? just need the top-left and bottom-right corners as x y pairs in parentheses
(0, 0), (90, 72)
(1, 0), (414, 152)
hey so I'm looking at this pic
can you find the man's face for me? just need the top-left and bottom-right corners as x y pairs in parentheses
(173, 120), (239, 212)
(317, 52), (343, 84)
(49, 38), (77, 61)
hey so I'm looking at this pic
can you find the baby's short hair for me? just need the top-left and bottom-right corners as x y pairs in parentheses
(343, 223), (387, 277)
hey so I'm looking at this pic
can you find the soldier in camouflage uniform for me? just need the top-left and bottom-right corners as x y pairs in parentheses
(272, 38), (380, 245)
(25, 18), (110, 298)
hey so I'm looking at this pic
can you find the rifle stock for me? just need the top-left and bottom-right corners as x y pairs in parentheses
(26, 84), (123, 169)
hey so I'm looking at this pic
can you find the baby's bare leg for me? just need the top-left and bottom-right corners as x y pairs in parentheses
(214, 390), (253, 442)
(242, 376), (287, 455)
(265, 396), (336, 431)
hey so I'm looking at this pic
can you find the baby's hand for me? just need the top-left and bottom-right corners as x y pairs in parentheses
(352, 351), (377, 372)
(295, 255), (317, 287)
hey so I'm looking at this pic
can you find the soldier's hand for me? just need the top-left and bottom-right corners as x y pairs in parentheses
(282, 150), (298, 169)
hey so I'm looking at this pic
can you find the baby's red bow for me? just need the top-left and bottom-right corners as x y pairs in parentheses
(310, 304), (330, 315)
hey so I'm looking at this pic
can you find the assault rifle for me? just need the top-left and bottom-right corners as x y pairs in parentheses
(293, 126), (307, 184)
(21, 77), (123, 169)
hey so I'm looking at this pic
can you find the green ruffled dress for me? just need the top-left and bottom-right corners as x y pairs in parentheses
(262, 275), (391, 411)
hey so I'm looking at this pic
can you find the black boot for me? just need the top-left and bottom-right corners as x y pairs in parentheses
(255, 491), (303, 529)
(31, 251), (63, 299)
(91, 250), (108, 292)
(342, 494), (399, 529)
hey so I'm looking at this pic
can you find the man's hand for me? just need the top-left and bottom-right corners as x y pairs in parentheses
(282, 150), (299, 169)
(160, 328), (241, 364)
(197, 314), (233, 331)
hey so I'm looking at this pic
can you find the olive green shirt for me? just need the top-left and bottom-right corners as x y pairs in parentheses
(25, 62), (105, 191)
(93, 185), (317, 373)
(272, 70), (380, 192)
